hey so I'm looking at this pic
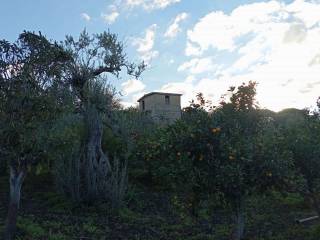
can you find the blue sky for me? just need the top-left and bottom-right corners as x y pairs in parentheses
(1, 0), (320, 111)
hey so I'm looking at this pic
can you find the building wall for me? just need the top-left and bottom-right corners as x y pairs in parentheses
(139, 94), (181, 124)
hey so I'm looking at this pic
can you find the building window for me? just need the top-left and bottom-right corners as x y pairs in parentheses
(165, 95), (170, 105)
(142, 100), (145, 110)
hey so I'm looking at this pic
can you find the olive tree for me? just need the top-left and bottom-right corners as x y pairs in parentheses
(60, 30), (145, 202)
(0, 32), (69, 240)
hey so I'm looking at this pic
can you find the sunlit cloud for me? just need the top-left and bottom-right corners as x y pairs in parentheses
(178, 57), (216, 74)
(121, 79), (146, 95)
(164, 12), (188, 38)
(132, 24), (159, 64)
(80, 13), (91, 22)
(125, 0), (180, 11)
(176, 0), (320, 111)
(101, 5), (119, 24)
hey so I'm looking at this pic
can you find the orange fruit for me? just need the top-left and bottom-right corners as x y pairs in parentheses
(266, 172), (272, 177)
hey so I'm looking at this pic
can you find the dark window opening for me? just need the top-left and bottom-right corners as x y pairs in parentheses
(165, 95), (170, 104)
(142, 100), (145, 110)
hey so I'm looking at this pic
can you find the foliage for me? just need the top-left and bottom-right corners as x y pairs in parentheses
(213, 82), (292, 200)
(1, 29), (320, 240)
(0, 31), (71, 240)
(17, 217), (46, 239)
(48, 113), (84, 200)
(132, 82), (294, 239)
(276, 106), (320, 215)
(0, 31), (68, 174)
(208, 82), (293, 239)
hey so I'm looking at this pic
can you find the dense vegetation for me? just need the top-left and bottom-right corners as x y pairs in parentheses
(1, 31), (320, 240)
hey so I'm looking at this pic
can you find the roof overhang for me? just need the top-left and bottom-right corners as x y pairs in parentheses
(137, 92), (183, 102)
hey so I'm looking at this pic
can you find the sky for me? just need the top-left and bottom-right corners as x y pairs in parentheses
(1, 0), (320, 111)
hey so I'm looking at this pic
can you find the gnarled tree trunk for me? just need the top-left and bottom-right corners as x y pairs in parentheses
(84, 106), (111, 201)
(230, 197), (245, 240)
(4, 166), (26, 240)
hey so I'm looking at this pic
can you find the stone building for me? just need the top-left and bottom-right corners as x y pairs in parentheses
(137, 92), (182, 124)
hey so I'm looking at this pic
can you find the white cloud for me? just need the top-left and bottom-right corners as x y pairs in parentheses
(286, 0), (320, 28)
(164, 12), (188, 38)
(132, 91), (147, 102)
(121, 101), (138, 108)
(81, 13), (91, 21)
(133, 24), (159, 64)
(121, 79), (146, 95)
(159, 81), (194, 106)
(185, 42), (202, 56)
(101, 5), (119, 24)
(120, 90), (147, 108)
(158, 76), (238, 108)
(186, 0), (285, 54)
(125, 0), (180, 11)
(178, 57), (216, 74)
(175, 0), (320, 111)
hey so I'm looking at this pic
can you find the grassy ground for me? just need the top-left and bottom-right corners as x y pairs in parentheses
(1, 174), (320, 240)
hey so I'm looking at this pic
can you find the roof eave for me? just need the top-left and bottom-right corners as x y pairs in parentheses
(137, 92), (182, 102)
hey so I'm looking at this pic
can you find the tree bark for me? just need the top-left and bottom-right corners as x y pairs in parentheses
(306, 180), (320, 217)
(309, 191), (320, 217)
(85, 106), (111, 201)
(70, 152), (81, 202)
(4, 166), (25, 240)
(230, 197), (245, 240)
(190, 186), (200, 218)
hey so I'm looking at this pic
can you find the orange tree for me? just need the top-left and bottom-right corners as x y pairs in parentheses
(276, 99), (320, 216)
(210, 82), (292, 240)
(131, 93), (220, 216)
(114, 107), (156, 195)
(132, 83), (292, 240)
